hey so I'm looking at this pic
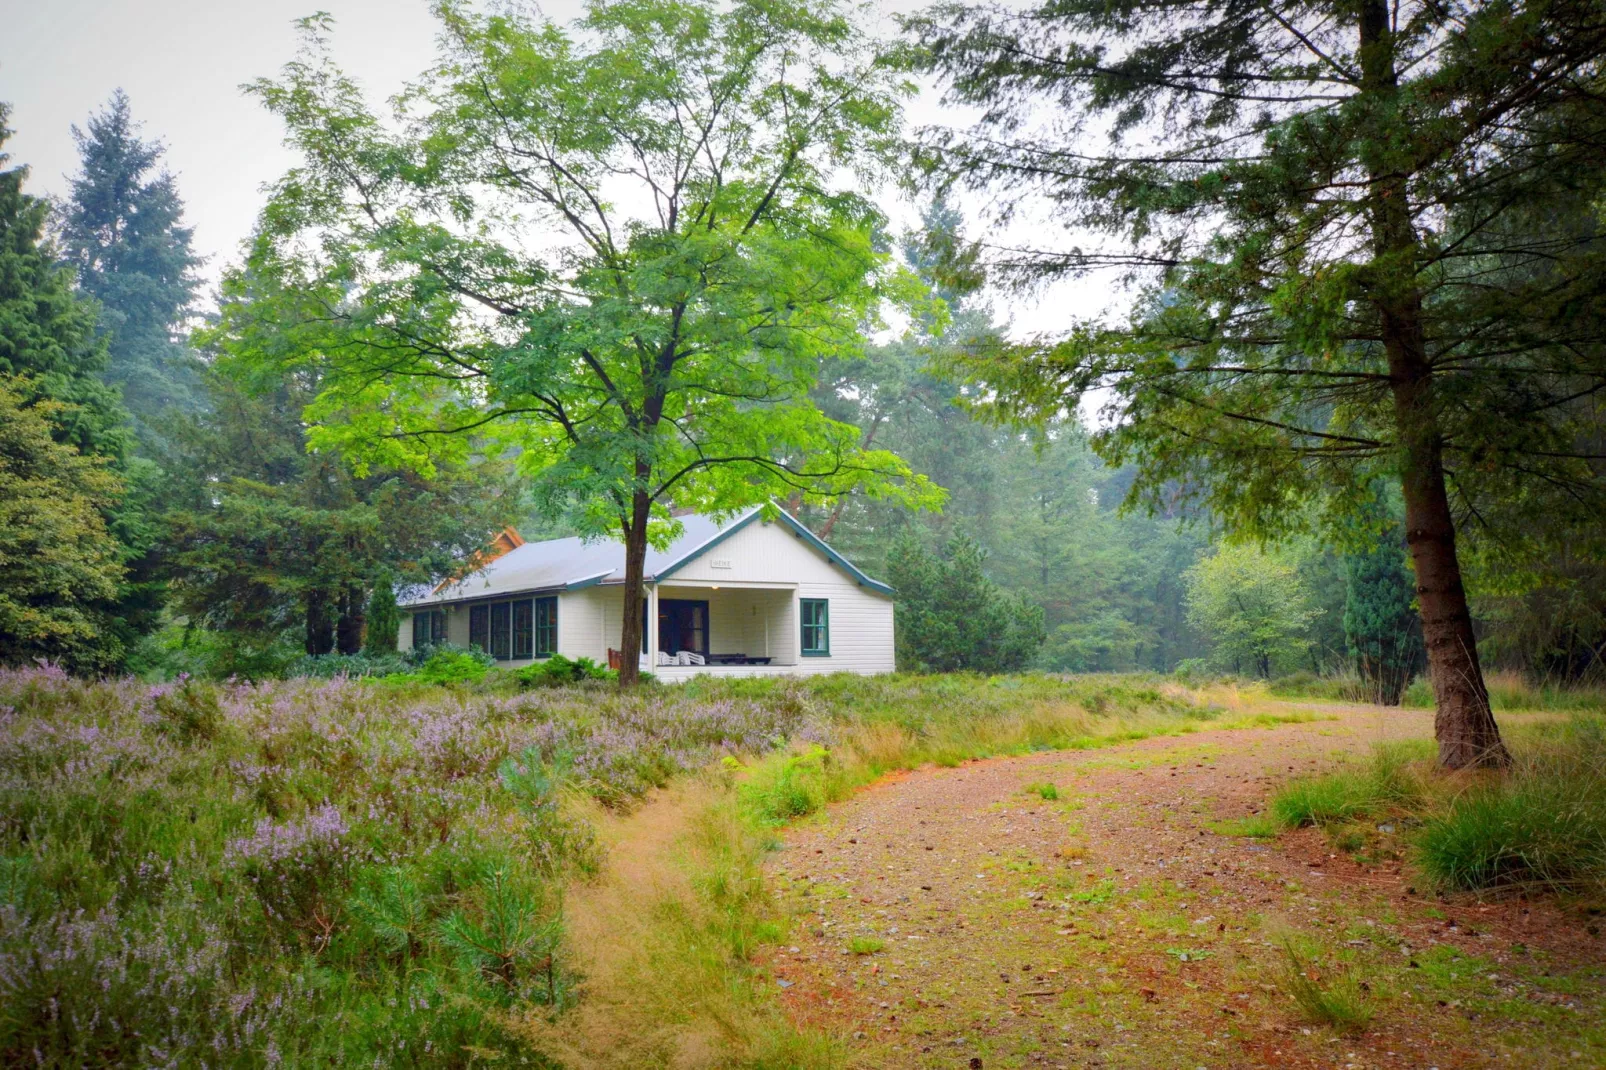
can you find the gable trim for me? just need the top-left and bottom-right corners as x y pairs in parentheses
(652, 506), (894, 596)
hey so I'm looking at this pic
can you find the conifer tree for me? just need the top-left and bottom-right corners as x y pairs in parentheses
(59, 90), (202, 452)
(909, 0), (1606, 765)
(1344, 521), (1423, 706)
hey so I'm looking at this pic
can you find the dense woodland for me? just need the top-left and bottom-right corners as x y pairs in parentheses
(1, 0), (1603, 738)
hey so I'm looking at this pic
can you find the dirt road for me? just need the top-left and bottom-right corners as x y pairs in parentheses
(761, 706), (1605, 1069)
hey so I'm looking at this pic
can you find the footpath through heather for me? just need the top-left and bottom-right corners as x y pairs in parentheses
(759, 705), (1606, 1070)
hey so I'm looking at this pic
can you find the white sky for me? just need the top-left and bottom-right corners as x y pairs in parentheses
(0, 0), (1120, 340)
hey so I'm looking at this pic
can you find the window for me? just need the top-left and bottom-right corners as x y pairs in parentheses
(490, 602), (511, 660)
(411, 609), (446, 649)
(534, 597), (557, 657)
(800, 598), (829, 656)
(512, 599), (533, 659)
(471, 597), (556, 660)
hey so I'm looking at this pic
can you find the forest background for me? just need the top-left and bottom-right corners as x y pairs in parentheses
(1, 10), (1601, 694)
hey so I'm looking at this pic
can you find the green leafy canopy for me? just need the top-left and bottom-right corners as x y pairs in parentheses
(213, 0), (944, 558)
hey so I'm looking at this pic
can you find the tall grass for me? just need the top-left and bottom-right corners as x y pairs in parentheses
(1416, 717), (1606, 895)
(1278, 938), (1374, 1033)
(1268, 719), (1606, 897)
(1270, 668), (1606, 713)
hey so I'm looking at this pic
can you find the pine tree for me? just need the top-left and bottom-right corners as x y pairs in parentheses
(886, 532), (1046, 672)
(1344, 516), (1423, 706)
(364, 579), (400, 656)
(59, 90), (202, 452)
(909, 0), (1606, 765)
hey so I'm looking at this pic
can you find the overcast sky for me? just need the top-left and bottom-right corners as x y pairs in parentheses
(1, 0), (1114, 337)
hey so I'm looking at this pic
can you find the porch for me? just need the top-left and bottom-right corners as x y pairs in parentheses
(626, 582), (802, 679)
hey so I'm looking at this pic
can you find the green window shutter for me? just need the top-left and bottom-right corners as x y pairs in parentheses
(800, 598), (830, 656)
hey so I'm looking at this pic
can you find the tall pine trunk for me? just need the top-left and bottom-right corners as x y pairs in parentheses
(615, 489), (652, 687)
(1359, 0), (1509, 769)
(336, 583), (366, 656)
(305, 589), (335, 657)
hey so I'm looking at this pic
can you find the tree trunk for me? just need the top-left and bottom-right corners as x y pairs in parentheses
(305, 590), (335, 657)
(336, 584), (366, 656)
(616, 489), (652, 688)
(1393, 397), (1509, 767)
(1359, 0), (1508, 768)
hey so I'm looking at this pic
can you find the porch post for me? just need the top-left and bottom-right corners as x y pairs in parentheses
(646, 583), (658, 670)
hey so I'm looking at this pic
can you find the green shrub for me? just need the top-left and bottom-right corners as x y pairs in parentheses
(290, 650), (412, 678)
(409, 645), (495, 685)
(742, 747), (840, 823)
(516, 653), (615, 688)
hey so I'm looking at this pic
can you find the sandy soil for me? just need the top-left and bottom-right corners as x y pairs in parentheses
(760, 706), (1605, 1069)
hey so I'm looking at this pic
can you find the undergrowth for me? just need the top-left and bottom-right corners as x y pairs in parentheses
(1268, 720), (1606, 897)
(1269, 668), (1606, 714)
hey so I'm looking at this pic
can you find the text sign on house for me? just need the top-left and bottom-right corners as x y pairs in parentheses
(709, 559), (733, 569)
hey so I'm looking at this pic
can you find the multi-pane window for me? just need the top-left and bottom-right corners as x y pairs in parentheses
(411, 609), (446, 650)
(513, 600), (533, 659)
(469, 597), (557, 660)
(490, 602), (511, 660)
(534, 597), (558, 657)
(800, 598), (829, 656)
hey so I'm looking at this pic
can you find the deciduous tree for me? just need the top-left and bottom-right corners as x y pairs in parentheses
(1185, 544), (1318, 679)
(219, 0), (940, 684)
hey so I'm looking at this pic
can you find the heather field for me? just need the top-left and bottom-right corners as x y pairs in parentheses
(0, 667), (1225, 1066)
(5, 668), (1602, 1068)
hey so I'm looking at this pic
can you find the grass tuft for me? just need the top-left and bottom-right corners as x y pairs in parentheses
(1415, 719), (1606, 895)
(1209, 815), (1280, 839)
(1023, 781), (1059, 801)
(846, 936), (885, 955)
(1278, 939), (1373, 1033)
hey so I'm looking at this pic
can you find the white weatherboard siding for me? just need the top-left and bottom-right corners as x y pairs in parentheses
(397, 511), (894, 679)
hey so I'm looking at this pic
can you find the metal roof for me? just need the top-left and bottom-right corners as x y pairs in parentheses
(398, 507), (892, 608)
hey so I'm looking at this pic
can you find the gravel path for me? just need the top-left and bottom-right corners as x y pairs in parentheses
(760, 706), (1605, 1070)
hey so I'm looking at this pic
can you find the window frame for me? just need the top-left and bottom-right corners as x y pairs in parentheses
(469, 604), (489, 653)
(490, 601), (512, 660)
(534, 596), (558, 658)
(512, 599), (534, 660)
(411, 609), (446, 650)
(800, 598), (830, 657)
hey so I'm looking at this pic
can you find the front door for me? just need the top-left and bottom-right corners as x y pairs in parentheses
(658, 599), (709, 656)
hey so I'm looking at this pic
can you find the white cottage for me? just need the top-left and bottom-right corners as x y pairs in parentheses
(396, 507), (895, 681)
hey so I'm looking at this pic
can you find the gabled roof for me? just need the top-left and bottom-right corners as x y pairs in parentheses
(397, 506), (892, 608)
